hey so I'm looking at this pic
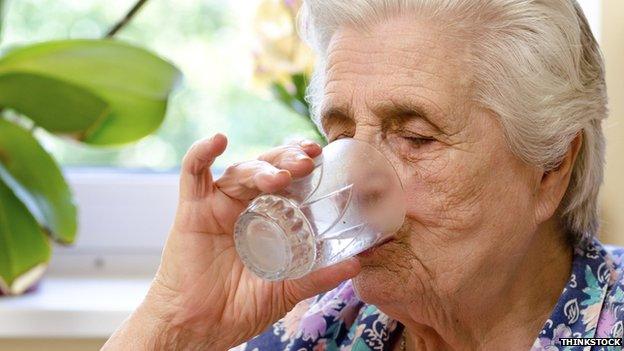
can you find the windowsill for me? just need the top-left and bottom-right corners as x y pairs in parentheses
(0, 170), (171, 339)
(0, 274), (151, 338)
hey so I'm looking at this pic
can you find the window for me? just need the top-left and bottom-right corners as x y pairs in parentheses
(0, 2), (614, 344)
(4, 0), (319, 171)
(3, 1), (603, 272)
(4, 1), (603, 171)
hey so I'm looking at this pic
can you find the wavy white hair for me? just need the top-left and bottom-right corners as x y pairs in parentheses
(298, 0), (608, 245)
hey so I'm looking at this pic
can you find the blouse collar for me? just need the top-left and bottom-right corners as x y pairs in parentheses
(531, 238), (614, 350)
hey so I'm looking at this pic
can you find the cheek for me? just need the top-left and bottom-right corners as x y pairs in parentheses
(398, 151), (487, 234)
(398, 147), (535, 238)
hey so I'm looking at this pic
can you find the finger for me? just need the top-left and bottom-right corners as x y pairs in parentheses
(179, 133), (227, 201)
(282, 258), (361, 308)
(258, 140), (322, 178)
(298, 139), (322, 158)
(215, 160), (292, 201)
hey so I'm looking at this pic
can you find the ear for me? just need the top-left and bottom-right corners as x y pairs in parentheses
(534, 133), (583, 224)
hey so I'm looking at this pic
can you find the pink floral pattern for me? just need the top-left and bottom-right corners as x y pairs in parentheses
(236, 239), (624, 350)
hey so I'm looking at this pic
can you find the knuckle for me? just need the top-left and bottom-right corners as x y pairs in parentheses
(237, 175), (256, 189)
(279, 148), (306, 162)
(223, 161), (244, 175)
(247, 160), (271, 172)
(223, 160), (273, 187)
(260, 144), (304, 162)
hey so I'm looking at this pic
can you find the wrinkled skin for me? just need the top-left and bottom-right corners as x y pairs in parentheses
(320, 16), (575, 350)
(103, 14), (578, 351)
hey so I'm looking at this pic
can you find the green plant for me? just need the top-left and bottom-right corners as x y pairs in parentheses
(0, 0), (181, 295)
(253, 0), (324, 143)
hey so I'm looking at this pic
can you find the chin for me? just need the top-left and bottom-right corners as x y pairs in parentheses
(352, 267), (401, 305)
(352, 241), (413, 305)
(352, 220), (421, 304)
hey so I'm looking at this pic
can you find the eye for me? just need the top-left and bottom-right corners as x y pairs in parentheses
(330, 133), (353, 142)
(403, 135), (436, 148)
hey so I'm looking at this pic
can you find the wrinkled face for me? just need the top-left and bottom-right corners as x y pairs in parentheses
(320, 16), (543, 311)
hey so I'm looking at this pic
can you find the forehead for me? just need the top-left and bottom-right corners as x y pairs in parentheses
(321, 15), (472, 129)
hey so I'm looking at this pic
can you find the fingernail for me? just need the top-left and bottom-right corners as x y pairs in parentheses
(295, 154), (311, 161)
(300, 140), (317, 148)
(208, 133), (221, 143)
(276, 169), (291, 178)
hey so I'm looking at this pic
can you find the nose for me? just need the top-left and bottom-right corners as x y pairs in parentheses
(352, 125), (381, 147)
(350, 124), (402, 184)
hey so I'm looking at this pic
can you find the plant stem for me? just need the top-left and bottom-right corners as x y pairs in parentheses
(105, 0), (150, 38)
(0, 0), (6, 43)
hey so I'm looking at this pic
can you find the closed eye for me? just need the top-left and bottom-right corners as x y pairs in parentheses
(404, 135), (436, 147)
(330, 133), (353, 142)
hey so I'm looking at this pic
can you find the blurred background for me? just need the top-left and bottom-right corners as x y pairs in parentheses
(0, 0), (621, 350)
(4, 0), (320, 170)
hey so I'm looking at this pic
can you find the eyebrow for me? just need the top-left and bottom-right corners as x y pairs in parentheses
(320, 104), (353, 133)
(320, 100), (444, 134)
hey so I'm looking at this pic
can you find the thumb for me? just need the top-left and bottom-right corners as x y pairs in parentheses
(282, 258), (361, 308)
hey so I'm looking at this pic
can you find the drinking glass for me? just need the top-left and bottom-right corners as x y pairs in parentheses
(234, 138), (405, 280)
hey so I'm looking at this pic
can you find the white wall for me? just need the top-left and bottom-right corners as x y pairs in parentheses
(600, 0), (624, 245)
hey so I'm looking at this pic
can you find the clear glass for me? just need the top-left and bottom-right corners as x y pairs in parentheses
(234, 138), (406, 280)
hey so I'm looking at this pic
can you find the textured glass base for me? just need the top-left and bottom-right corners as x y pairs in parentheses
(234, 195), (316, 280)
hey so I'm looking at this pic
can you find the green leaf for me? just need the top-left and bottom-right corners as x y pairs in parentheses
(0, 39), (182, 145)
(0, 118), (77, 243)
(0, 178), (51, 295)
(271, 81), (308, 116)
(0, 0), (5, 40)
(0, 72), (110, 134)
(271, 81), (295, 107)
(291, 73), (309, 110)
(270, 77), (324, 144)
(582, 264), (603, 306)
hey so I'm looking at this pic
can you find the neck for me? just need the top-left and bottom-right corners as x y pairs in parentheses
(387, 221), (573, 350)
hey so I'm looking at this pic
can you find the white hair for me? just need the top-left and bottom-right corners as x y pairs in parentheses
(298, 0), (608, 246)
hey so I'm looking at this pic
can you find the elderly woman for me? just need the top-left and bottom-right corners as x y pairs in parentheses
(103, 0), (621, 350)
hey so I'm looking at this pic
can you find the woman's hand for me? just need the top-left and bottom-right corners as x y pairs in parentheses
(102, 134), (360, 351)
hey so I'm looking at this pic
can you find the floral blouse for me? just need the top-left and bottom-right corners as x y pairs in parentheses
(232, 239), (624, 350)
